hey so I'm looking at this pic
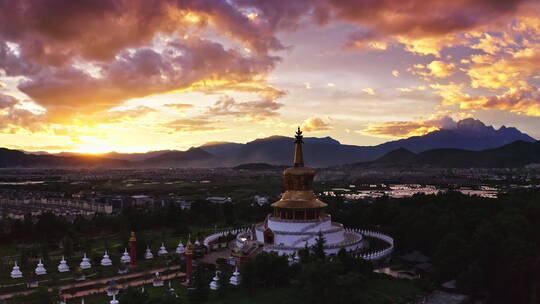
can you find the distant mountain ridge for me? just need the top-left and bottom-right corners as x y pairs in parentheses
(0, 118), (536, 168)
(360, 140), (540, 168)
(195, 118), (536, 166)
(0, 148), (129, 168)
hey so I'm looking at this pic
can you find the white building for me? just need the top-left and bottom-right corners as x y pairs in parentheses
(253, 196), (269, 206)
(206, 197), (232, 204)
(244, 128), (366, 256)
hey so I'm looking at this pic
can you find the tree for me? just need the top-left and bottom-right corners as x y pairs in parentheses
(311, 231), (326, 260)
(240, 259), (257, 295)
(298, 242), (311, 264)
(156, 290), (180, 304)
(296, 260), (341, 304)
(10, 287), (61, 304)
(118, 286), (150, 304)
(188, 263), (210, 304)
(62, 237), (74, 258)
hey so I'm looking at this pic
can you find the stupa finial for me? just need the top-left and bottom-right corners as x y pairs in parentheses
(294, 127), (304, 167)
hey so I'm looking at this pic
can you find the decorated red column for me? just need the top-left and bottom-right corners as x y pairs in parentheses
(129, 231), (137, 266)
(186, 240), (193, 283)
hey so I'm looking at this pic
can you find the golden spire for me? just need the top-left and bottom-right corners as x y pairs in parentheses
(186, 234), (193, 254)
(270, 127), (328, 209)
(294, 126), (304, 167)
(129, 231), (136, 242)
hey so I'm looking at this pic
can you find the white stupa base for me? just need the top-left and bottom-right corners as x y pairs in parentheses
(250, 215), (366, 256)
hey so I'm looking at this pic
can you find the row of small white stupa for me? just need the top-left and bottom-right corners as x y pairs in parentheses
(10, 240), (199, 279)
(144, 240), (199, 259)
(209, 267), (241, 290)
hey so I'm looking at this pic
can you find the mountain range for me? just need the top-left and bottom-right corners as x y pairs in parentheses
(359, 140), (540, 168)
(0, 118), (537, 168)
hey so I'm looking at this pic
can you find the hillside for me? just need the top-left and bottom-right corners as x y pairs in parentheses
(359, 140), (540, 168)
(0, 148), (129, 168)
(0, 118), (536, 168)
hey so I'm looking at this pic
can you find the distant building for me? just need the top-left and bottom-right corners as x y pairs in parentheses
(174, 199), (192, 210)
(131, 195), (154, 207)
(206, 197), (232, 204)
(253, 195), (269, 206)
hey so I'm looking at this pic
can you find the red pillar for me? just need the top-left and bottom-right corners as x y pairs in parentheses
(186, 250), (193, 283)
(129, 231), (137, 266)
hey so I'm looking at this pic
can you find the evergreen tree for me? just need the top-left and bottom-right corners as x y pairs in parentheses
(311, 231), (326, 260)
(188, 263), (209, 304)
(62, 237), (74, 258)
(240, 259), (257, 295)
(10, 287), (61, 304)
(157, 290), (180, 304)
(118, 286), (150, 304)
(298, 241), (311, 264)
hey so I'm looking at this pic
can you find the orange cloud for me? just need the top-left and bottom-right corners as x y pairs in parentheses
(163, 103), (195, 111)
(467, 46), (540, 90)
(301, 117), (333, 132)
(162, 118), (226, 133)
(206, 95), (283, 122)
(453, 87), (540, 117)
(412, 60), (455, 79)
(17, 37), (278, 123)
(0, 93), (45, 133)
(0, 0), (283, 65)
(362, 88), (375, 95)
(360, 115), (457, 138)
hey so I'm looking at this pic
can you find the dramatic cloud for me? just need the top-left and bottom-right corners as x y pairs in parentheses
(206, 95), (283, 122)
(243, 0), (529, 55)
(362, 88), (375, 95)
(467, 47), (540, 90)
(0, 0), (283, 66)
(101, 106), (157, 123)
(0, 0), (539, 152)
(0, 93), (44, 133)
(397, 86), (426, 92)
(301, 117), (333, 132)
(440, 86), (540, 117)
(360, 115), (457, 138)
(0, 93), (18, 109)
(162, 118), (226, 133)
(163, 103), (195, 111)
(17, 37), (278, 122)
(411, 60), (455, 80)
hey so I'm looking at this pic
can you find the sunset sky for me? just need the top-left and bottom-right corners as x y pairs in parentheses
(1, 0), (540, 153)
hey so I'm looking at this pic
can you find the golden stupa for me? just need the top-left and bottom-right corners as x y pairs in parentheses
(271, 127), (327, 218)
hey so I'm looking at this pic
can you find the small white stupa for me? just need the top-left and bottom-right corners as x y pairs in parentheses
(120, 248), (131, 264)
(229, 267), (241, 286)
(194, 239), (201, 247)
(101, 251), (113, 266)
(209, 271), (220, 290)
(288, 255), (294, 265)
(110, 294), (119, 304)
(175, 241), (185, 254)
(145, 247), (154, 260)
(152, 272), (164, 287)
(10, 261), (23, 278)
(80, 254), (91, 269)
(58, 256), (70, 272)
(35, 259), (47, 275)
(158, 243), (168, 256)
